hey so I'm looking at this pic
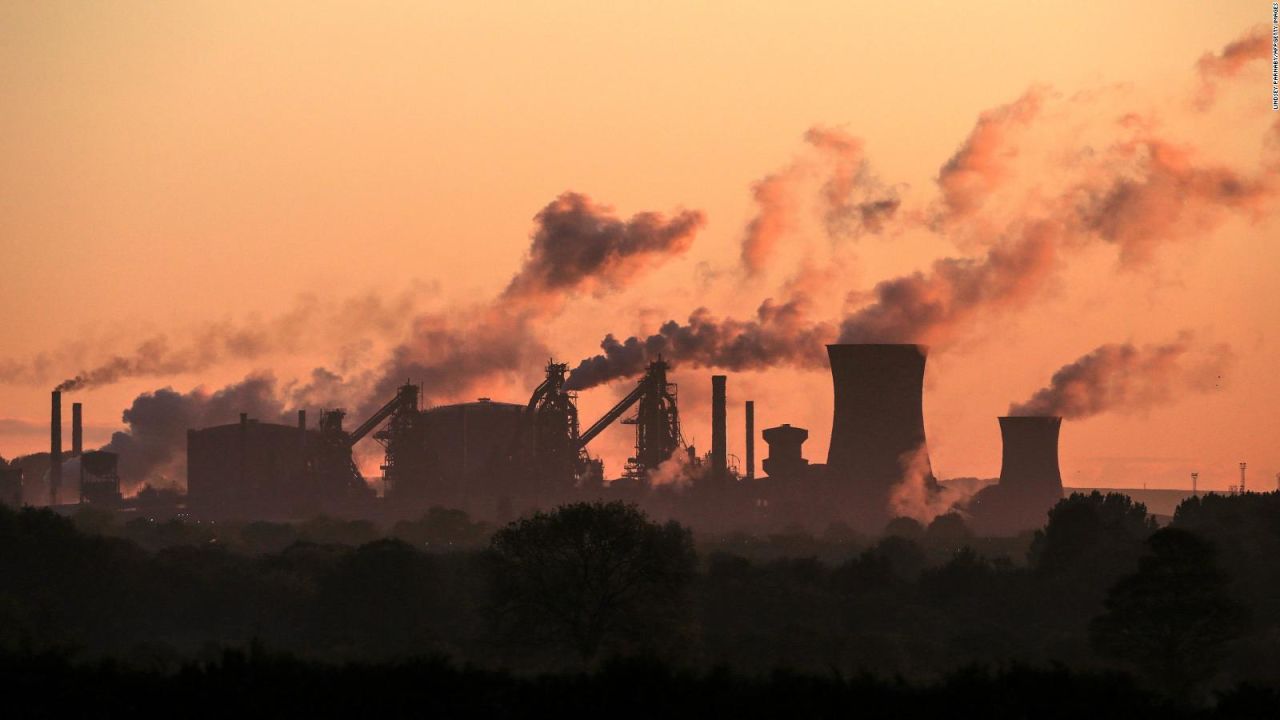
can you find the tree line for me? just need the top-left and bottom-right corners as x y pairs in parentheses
(1, 491), (1278, 710)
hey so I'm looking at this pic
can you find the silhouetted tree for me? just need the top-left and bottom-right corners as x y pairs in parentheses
(1090, 528), (1246, 700)
(296, 516), (379, 547)
(487, 502), (696, 664)
(1030, 492), (1156, 579)
(883, 516), (925, 541)
(924, 513), (973, 554)
(391, 507), (491, 550)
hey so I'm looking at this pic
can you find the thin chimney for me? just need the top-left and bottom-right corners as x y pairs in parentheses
(745, 400), (755, 480)
(711, 375), (726, 480)
(50, 390), (62, 506)
(72, 402), (83, 457)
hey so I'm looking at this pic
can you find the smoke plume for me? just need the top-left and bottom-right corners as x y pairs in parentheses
(838, 222), (1059, 346)
(502, 192), (704, 306)
(364, 191), (704, 416)
(740, 126), (899, 275)
(566, 293), (835, 390)
(1008, 335), (1232, 419)
(740, 169), (799, 275)
(804, 126), (900, 238)
(102, 374), (289, 490)
(936, 88), (1045, 219)
(1071, 135), (1273, 266)
(890, 444), (969, 525)
(5, 290), (423, 393)
(1194, 26), (1270, 109)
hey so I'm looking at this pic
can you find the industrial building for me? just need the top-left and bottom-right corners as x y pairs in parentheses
(187, 410), (375, 520)
(11, 343), (1073, 534)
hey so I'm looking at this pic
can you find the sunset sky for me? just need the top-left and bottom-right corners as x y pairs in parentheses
(1, 2), (1275, 495)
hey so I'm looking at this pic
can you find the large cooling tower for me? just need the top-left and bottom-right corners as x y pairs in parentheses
(825, 344), (933, 528)
(967, 416), (1064, 535)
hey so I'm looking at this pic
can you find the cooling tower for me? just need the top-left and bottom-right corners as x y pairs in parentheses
(997, 416), (1062, 490)
(825, 344), (933, 528)
(967, 416), (1064, 535)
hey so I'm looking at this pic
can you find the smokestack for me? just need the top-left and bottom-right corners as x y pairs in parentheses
(50, 390), (62, 506)
(745, 400), (755, 480)
(298, 409), (306, 430)
(71, 402), (83, 457)
(825, 344), (933, 529)
(711, 375), (726, 480)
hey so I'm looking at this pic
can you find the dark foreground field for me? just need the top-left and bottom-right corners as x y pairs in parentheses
(4, 649), (1279, 719)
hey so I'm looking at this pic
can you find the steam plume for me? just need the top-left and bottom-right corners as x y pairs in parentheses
(1008, 335), (1232, 419)
(740, 169), (799, 275)
(1194, 26), (1270, 108)
(936, 88), (1044, 219)
(366, 192), (704, 415)
(15, 290), (422, 393)
(103, 374), (288, 490)
(804, 126), (900, 238)
(740, 127), (898, 275)
(502, 192), (704, 305)
(1072, 136), (1272, 266)
(566, 294), (834, 390)
(838, 222), (1059, 346)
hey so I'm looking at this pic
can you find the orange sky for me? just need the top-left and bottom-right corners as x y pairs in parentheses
(1, 2), (1276, 494)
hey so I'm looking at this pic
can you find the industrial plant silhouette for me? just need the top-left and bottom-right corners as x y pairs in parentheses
(3, 343), (1071, 535)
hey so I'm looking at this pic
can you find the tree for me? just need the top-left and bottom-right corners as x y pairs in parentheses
(1089, 528), (1247, 699)
(1029, 492), (1156, 579)
(487, 501), (696, 664)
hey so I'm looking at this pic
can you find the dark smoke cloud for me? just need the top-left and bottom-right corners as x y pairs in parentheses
(566, 294), (834, 390)
(804, 126), (901, 239)
(838, 222), (1059, 346)
(1072, 135), (1273, 266)
(365, 192), (702, 415)
(102, 374), (288, 490)
(1008, 335), (1232, 419)
(501, 192), (704, 305)
(1195, 26), (1270, 109)
(360, 307), (552, 417)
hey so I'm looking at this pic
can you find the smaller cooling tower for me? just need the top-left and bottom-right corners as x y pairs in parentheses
(967, 416), (1065, 535)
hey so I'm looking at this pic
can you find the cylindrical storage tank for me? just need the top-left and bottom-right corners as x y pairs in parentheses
(825, 344), (932, 528)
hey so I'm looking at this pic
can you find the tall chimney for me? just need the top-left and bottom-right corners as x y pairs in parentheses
(711, 375), (726, 480)
(50, 390), (62, 506)
(71, 402), (83, 457)
(298, 409), (307, 430)
(825, 344), (934, 529)
(968, 416), (1064, 535)
(744, 400), (755, 480)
